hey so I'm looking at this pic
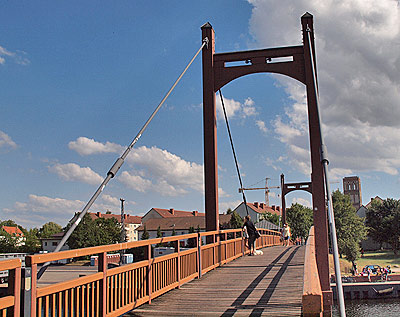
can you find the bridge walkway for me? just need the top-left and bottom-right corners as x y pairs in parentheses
(126, 245), (305, 316)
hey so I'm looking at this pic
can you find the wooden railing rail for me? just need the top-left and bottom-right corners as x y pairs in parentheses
(302, 226), (323, 316)
(0, 258), (21, 317)
(23, 228), (281, 316)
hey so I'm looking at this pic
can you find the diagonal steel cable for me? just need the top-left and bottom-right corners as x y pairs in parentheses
(37, 38), (209, 279)
(218, 89), (250, 216)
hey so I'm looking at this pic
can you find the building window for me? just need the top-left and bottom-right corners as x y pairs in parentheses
(161, 232), (165, 237)
(52, 242), (58, 246)
(44, 242), (47, 246)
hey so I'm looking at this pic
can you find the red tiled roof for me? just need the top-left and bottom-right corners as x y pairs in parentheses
(88, 212), (142, 224)
(365, 196), (384, 209)
(138, 214), (230, 231)
(2, 226), (24, 236)
(152, 208), (205, 218)
(246, 202), (281, 215)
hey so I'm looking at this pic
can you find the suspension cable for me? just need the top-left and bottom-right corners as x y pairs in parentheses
(305, 26), (346, 316)
(218, 89), (250, 216)
(37, 38), (209, 279)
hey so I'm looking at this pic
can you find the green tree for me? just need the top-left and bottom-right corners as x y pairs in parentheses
(260, 212), (280, 226)
(286, 203), (313, 240)
(0, 227), (18, 253)
(332, 190), (367, 262)
(366, 198), (400, 255)
(186, 226), (196, 248)
(156, 226), (162, 238)
(66, 213), (121, 249)
(229, 210), (244, 229)
(20, 228), (41, 253)
(141, 225), (150, 240)
(39, 222), (63, 239)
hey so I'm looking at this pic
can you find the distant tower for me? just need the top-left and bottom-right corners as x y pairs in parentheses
(343, 176), (362, 210)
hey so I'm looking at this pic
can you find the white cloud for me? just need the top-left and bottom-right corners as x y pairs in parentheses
(2, 193), (137, 228)
(290, 197), (311, 208)
(48, 163), (103, 185)
(216, 95), (258, 120)
(0, 45), (30, 65)
(119, 171), (153, 193)
(248, 0), (400, 178)
(0, 130), (17, 150)
(124, 145), (204, 195)
(219, 200), (242, 213)
(68, 137), (124, 156)
(256, 120), (268, 133)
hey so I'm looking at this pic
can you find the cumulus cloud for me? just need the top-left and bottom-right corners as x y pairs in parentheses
(216, 95), (258, 120)
(0, 130), (17, 150)
(48, 163), (103, 185)
(2, 193), (135, 228)
(256, 120), (268, 133)
(0, 45), (30, 65)
(68, 137), (124, 156)
(248, 0), (400, 177)
(121, 146), (204, 196)
(290, 197), (311, 208)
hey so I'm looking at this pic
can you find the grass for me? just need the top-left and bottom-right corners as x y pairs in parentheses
(329, 250), (400, 275)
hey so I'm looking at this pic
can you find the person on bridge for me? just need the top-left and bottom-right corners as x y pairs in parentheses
(243, 215), (257, 256)
(283, 223), (291, 247)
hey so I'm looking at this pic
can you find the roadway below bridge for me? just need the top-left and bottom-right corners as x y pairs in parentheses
(126, 245), (305, 316)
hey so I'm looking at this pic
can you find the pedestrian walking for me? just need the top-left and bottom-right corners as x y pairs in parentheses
(282, 223), (291, 247)
(243, 215), (257, 255)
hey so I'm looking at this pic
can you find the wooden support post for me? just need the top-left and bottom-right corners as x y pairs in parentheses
(201, 22), (219, 236)
(98, 252), (107, 316)
(301, 13), (331, 312)
(146, 244), (152, 304)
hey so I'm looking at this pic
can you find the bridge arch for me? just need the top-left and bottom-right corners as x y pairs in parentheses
(201, 13), (331, 310)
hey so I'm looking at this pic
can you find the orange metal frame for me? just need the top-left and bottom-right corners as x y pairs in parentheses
(22, 228), (280, 316)
(0, 258), (21, 317)
(201, 13), (331, 309)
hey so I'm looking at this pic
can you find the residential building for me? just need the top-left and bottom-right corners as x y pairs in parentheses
(41, 232), (70, 252)
(1, 226), (26, 246)
(356, 196), (389, 251)
(234, 202), (280, 223)
(141, 208), (204, 223)
(88, 212), (142, 242)
(137, 214), (231, 240)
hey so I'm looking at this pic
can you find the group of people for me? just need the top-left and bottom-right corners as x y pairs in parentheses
(242, 215), (292, 256)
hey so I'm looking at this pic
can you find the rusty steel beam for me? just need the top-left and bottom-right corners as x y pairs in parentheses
(301, 13), (332, 310)
(201, 13), (331, 311)
(201, 23), (219, 233)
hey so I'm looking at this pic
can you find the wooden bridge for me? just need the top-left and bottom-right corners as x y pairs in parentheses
(0, 227), (324, 316)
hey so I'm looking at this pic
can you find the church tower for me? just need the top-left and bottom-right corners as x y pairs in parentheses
(343, 176), (362, 210)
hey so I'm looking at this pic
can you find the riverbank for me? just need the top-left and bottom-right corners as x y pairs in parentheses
(331, 280), (400, 300)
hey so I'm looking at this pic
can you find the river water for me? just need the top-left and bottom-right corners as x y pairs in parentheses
(333, 299), (400, 316)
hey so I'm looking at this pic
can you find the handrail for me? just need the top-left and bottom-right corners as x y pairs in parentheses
(23, 228), (281, 316)
(302, 226), (323, 316)
(0, 258), (21, 316)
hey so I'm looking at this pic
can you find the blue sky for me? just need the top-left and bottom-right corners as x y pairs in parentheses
(1, 0), (400, 229)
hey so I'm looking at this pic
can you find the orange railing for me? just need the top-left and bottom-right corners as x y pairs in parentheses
(23, 228), (280, 316)
(0, 258), (21, 317)
(302, 226), (323, 316)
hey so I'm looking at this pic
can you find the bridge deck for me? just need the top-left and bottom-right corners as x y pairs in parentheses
(126, 245), (305, 316)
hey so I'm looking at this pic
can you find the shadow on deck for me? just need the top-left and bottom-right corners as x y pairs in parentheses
(126, 245), (305, 316)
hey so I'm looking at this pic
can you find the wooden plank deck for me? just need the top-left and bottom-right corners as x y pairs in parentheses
(126, 245), (305, 316)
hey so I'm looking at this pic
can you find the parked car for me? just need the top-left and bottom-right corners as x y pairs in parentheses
(362, 265), (381, 274)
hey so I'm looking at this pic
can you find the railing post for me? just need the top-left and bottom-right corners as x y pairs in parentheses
(7, 266), (21, 317)
(197, 233), (202, 278)
(22, 266), (31, 317)
(146, 244), (152, 304)
(224, 232), (227, 262)
(98, 252), (107, 316)
(241, 230), (245, 257)
(176, 240), (181, 288)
